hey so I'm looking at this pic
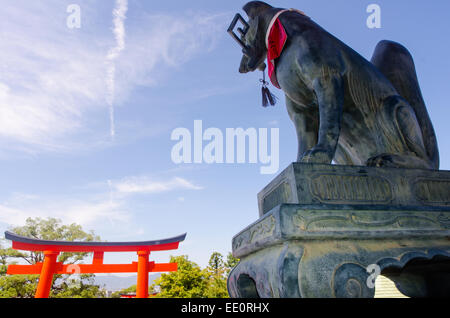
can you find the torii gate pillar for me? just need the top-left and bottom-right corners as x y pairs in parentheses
(35, 251), (59, 298)
(137, 250), (150, 298)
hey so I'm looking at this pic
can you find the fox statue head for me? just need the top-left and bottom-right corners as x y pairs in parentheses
(228, 1), (275, 73)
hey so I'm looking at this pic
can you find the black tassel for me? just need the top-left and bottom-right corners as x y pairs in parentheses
(266, 86), (276, 106)
(262, 86), (277, 107)
(262, 85), (269, 107)
(260, 70), (277, 107)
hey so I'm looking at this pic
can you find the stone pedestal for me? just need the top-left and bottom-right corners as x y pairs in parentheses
(228, 163), (450, 298)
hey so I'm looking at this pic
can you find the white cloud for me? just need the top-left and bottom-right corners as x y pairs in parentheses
(106, 0), (129, 138)
(114, 177), (203, 195)
(0, 198), (129, 228)
(0, 175), (202, 227)
(108, 11), (229, 107)
(0, 2), (227, 154)
(0, 2), (109, 152)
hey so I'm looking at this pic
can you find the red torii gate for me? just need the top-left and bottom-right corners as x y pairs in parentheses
(4, 231), (186, 298)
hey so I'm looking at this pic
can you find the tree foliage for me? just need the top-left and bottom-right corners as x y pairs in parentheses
(0, 274), (39, 298)
(151, 252), (239, 298)
(152, 255), (209, 298)
(111, 285), (137, 298)
(9, 217), (100, 265)
(225, 252), (239, 275)
(204, 252), (227, 298)
(0, 217), (106, 298)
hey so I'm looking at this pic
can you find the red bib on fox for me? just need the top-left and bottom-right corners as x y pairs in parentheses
(266, 9), (306, 89)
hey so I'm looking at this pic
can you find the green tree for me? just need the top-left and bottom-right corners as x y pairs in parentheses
(151, 255), (209, 298)
(111, 285), (137, 298)
(9, 217), (99, 265)
(51, 276), (106, 298)
(225, 252), (239, 275)
(0, 217), (106, 298)
(0, 238), (39, 298)
(148, 252), (238, 299)
(205, 252), (228, 298)
(208, 252), (225, 277)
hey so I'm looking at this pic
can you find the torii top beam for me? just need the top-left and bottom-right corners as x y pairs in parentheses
(4, 231), (187, 253)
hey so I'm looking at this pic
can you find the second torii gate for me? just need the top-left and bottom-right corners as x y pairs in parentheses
(5, 231), (186, 298)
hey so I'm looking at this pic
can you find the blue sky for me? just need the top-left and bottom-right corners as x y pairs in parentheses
(0, 0), (449, 269)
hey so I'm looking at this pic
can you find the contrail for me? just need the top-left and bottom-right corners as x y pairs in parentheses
(106, 0), (128, 139)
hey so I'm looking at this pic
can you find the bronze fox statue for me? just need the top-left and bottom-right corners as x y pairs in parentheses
(232, 1), (439, 170)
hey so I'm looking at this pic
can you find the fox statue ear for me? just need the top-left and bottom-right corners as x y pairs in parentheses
(243, 1), (273, 19)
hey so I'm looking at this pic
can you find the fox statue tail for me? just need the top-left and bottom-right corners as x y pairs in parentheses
(371, 40), (440, 169)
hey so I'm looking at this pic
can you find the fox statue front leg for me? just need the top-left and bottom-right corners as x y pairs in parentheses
(300, 72), (344, 164)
